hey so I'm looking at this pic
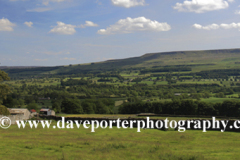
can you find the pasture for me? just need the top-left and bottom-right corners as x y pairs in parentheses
(1, 122), (240, 160)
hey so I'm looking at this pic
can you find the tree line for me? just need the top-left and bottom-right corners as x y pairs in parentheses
(119, 100), (240, 117)
(52, 98), (115, 114)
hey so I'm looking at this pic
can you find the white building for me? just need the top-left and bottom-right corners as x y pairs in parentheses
(8, 108), (31, 120)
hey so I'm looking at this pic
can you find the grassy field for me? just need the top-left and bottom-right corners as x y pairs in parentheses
(1, 122), (240, 160)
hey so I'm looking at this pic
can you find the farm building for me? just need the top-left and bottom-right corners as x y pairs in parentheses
(174, 93), (191, 96)
(40, 108), (55, 116)
(30, 109), (38, 116)
(8, 108), (31, 120)
(30, 109), (37, 113)
(51, 110), (55, 116)
(174, 93), (181, 96)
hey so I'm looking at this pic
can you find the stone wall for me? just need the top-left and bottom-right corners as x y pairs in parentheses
(0, 115), (24, 125)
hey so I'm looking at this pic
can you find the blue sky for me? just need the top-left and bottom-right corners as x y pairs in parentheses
(1, 0), (240, 66)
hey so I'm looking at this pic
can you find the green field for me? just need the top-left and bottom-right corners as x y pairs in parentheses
(1, 123), (240, 160)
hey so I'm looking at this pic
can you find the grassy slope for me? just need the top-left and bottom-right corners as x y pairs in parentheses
(1, 123), (240, 160)
(4, 48), (240, 76)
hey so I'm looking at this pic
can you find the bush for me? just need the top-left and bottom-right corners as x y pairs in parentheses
(0, 105), (10, 115)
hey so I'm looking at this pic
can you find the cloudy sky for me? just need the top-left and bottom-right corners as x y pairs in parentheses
(1, 0), (240, 66)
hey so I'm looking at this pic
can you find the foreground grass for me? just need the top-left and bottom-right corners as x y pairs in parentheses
(1, 123), (240, 160)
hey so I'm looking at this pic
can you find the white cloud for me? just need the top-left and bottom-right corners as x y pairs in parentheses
(63, 57), (76, 60)
(24, 0), (66, 12)
(26, 7), (52, 12)
(34, 58), (48, 61)
(24, 21), (33, 27)
(49, 22), (77, 35)
(95, 0), (102, 5)
(228, 0), (234, 2)
(174, 0), (229, 13)
(43, 51), (62, 55)
(80, 21), (99, 28)
(193, 22), (240, 30)
(98, 17), (171, 35)
(42, 0), (66, 6)
(111, 0), (145, 8)
(235, 10), (240, 15)
(0, 18), (15, 31)
(192, 24), (202, 29)
(193, 23), (219, 30)
(220, 23), (240, 29)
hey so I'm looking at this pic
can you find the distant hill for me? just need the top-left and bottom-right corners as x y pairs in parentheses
(3, 48), (240, 77)
(0, 66), (43, 69)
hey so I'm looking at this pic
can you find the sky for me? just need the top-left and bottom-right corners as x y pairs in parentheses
(1, 0), (240, 66)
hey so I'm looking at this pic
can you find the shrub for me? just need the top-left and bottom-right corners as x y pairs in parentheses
(0, 105), (10, 115)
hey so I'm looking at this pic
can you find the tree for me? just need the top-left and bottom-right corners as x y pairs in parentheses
(180, 100), (198, 115)
(96, 100), (110, 114)
(61, 98), (83, 114)
(0, 105), (10, 115)
(52, 102), (61, 113)
(81, 101), (95, 114)
(24, 96), (35, 104)
(221, 100), (238, 117)
(0, 70), (11, 103)
(203, 92), (210, 98)
(26, 103), (38, 111)
(2, 96), (14, 108)
(229, 89), (234, 95)
(0, 70), (11, 116)
(197, 101), (215, 115)
(216, 92), (225, 98)
(18, 99), (25, 106)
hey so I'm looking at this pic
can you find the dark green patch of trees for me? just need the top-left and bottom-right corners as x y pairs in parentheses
(60, 98), (114, 114)
(61, 79), (91, 86)
(140, 67), (192, 74)
(119, 100), (240, 117)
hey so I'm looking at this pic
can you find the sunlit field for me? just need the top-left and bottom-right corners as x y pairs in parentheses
(1, 122), (240, 160)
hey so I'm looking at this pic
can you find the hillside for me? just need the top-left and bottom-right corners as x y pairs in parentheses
(3, 48), (240, 77)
